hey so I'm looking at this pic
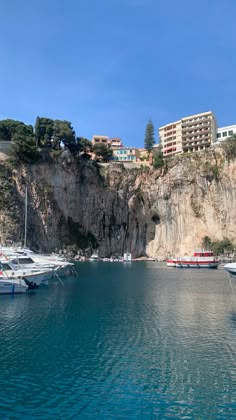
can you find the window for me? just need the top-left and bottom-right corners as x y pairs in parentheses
(228, 130), (233, 136)
(223, 131), (227, 137)
(2, 263), (11, 271)
(12, 258), (34, 264)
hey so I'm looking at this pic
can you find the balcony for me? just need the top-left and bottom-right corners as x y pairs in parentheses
(182, 134), (210, 142)
(182, 124), (211, 133)
(182, 141), (211, 150)
(164, 142), (177, 148)
(182, 116), (211, 123)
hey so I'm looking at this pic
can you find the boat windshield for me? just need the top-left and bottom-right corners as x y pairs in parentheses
(11, 257), (34, 264)
(1, 263), (12, 271)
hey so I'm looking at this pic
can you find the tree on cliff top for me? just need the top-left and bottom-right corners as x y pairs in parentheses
(77, 137), (93, 153)
(153, 146), (164, 169)
(0, 119), (26, 142)
(53, 120), (76, 146)
(10, 124), (38, 163)
(144, 120), (155, 154)
(93, 143), (113, 162)
(34, 117), (76, 148)
(34, 117), (54, 147)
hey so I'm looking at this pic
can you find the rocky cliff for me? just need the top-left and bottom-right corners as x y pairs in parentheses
(1, 149), (236, 257)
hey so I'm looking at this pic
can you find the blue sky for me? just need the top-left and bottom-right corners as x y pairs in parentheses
(0, 0), (235, 147)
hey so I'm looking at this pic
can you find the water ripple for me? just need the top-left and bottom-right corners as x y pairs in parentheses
(0, 264), (235, 418)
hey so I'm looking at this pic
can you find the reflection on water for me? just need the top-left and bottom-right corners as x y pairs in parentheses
(0, 262), (235, 419)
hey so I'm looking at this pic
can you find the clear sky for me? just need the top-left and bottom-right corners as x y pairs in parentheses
(0, 0), (235, 147)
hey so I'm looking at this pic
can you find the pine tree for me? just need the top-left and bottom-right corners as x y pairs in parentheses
(11, 124), (38, 162)
(144, 120), (155, 153)
(34, 116), (40, 147)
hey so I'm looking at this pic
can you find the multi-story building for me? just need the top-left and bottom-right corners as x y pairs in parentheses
(159, 111), (217, 157)
(217, 125), (236, 141)
(110, 138), (123, 149)
(181, 111), (217, 154)
(91, 135), (109, 147)
(159, 120), (182, 157)
(113, 147), (140, 162)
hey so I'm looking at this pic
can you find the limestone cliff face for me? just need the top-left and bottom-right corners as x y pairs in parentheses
(2, 150), (236, 257)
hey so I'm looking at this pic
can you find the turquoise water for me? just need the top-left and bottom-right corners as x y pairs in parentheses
(0, 262), (236, 419)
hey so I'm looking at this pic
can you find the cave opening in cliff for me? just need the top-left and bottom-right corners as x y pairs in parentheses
(151, 214), (161, 225)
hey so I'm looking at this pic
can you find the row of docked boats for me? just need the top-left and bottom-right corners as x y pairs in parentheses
(166, 249), (236, 279)
(0, 246), (76, 295)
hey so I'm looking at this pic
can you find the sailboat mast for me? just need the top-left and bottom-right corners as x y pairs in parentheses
(24, 186), (28, 248)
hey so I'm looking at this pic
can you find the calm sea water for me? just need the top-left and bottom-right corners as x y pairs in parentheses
(0, 262), (236, 419)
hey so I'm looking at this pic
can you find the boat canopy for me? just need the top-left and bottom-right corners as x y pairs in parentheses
(193, 251), (214, 257)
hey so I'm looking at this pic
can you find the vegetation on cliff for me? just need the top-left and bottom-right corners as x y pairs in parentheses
(0, 117), (236, 256)
(152, 146), (164, 169)
(0, 117), (114, 164)
(221, 134), (236, 161)
(202, 236), (235, 255)
(144, 120), (155, 154)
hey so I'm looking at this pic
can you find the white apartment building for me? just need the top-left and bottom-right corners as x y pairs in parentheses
(159, 111), (217, 157)
(217, 125), (236, 141)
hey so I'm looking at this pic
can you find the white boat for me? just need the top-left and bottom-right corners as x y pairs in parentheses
(0, 278), (30, 295)
(167, 250), (220, 268)
(224, 263), (236, 278)
(166, 259), (176, 267)
(0, 188), (76, 280)
(0, 249), (75, 278)
(0, 260), (54, 286)
(89, 252), (99, 261)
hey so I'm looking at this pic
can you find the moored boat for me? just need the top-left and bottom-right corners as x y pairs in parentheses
(0, 277), (38, 295)
(0, 260), (54, 286)
(166, 259), (176, 267)
(224, 263), (236, 278)
(89, 252), (99, 261)
(0, 248), (75, 278)
(167, 250), (220, 268)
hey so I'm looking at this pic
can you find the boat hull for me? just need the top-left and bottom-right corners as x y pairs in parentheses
(175, 262), (219, 268)
(167, 260), (177, 267)
(0, 280), (28, 295)
(23, 271), (54, 285)
(224, 263), (236, 278)
(1, 269), (54, 286)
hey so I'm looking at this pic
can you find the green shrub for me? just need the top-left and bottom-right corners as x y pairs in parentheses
(202, 161), (220, 181)
(153, 149), (164, 169)
(221, 135), (236, 160)
(202, 236), (235, 254)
